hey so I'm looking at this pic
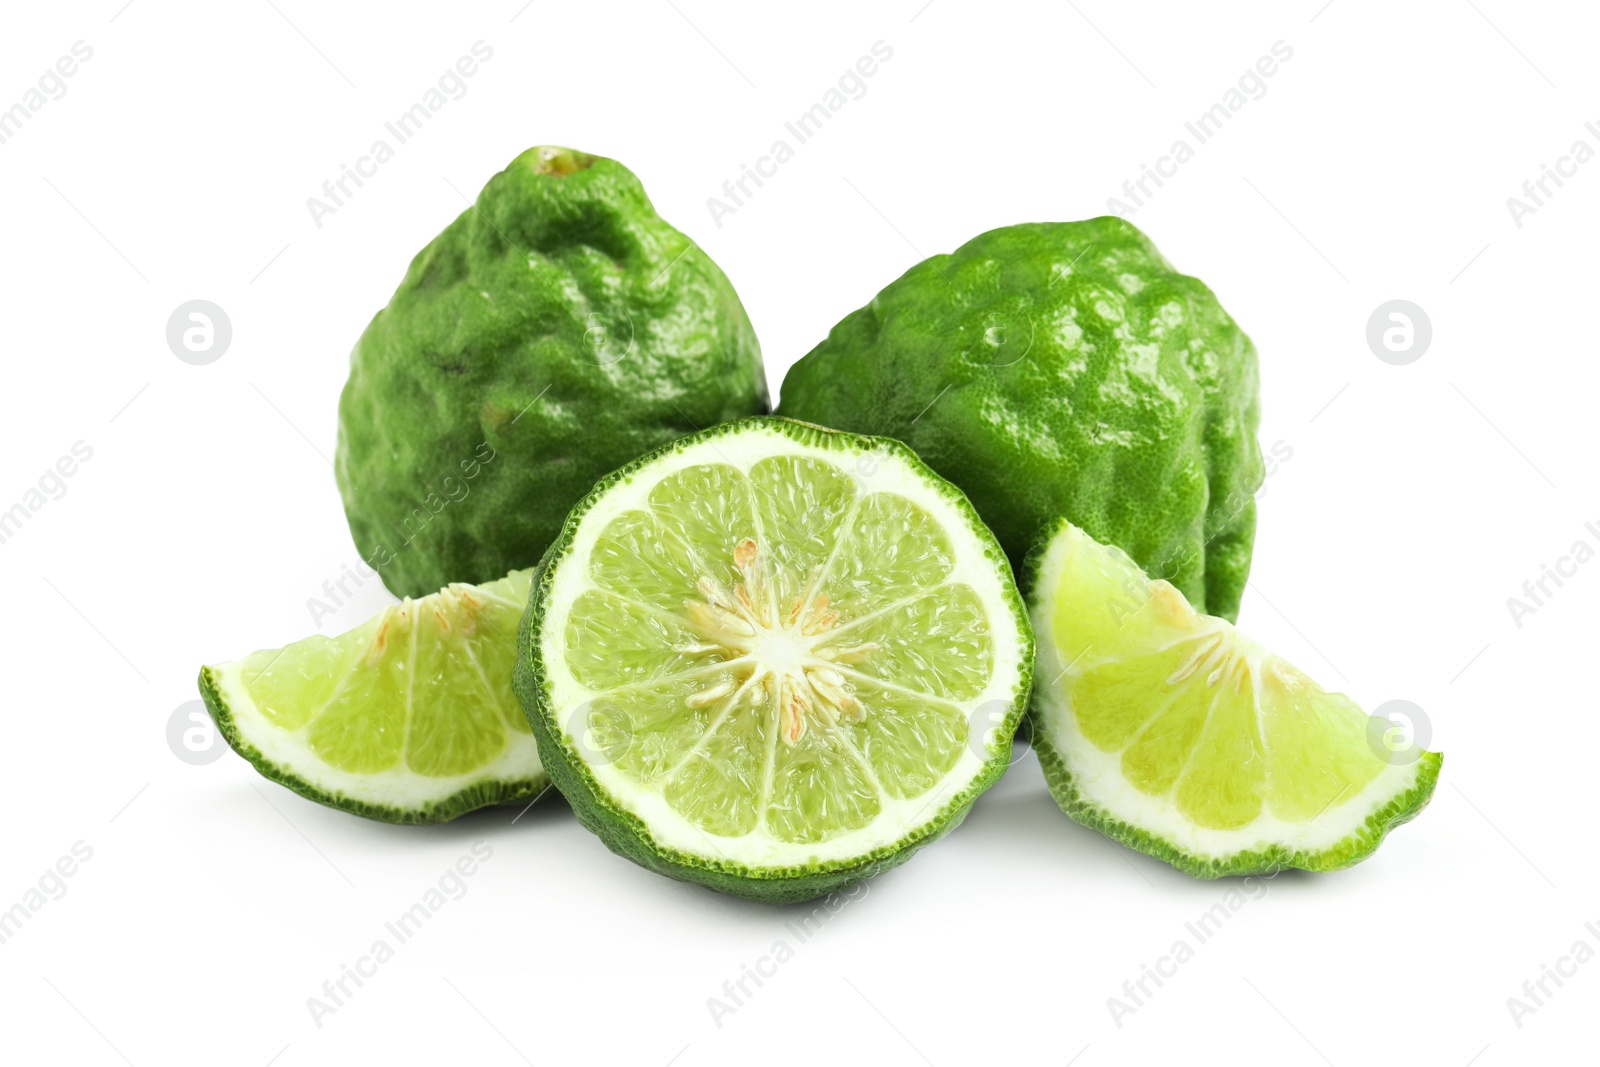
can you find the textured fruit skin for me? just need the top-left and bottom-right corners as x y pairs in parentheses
(512, 417), (1034, 904)
(1022, 517), (1442, 878)
(777, 217), (1262, 621)
(1034, 735), (1441, 878)
(338, 146), (768, 597)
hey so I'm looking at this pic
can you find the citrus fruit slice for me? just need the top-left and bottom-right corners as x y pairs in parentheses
(515, 417), (1032, 902)
(198, 570), (547, 824)
(1028, 520), (1440, 876)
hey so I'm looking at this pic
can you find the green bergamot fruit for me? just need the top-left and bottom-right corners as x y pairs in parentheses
(338, 145), (768, 597)
(777, 216), (1262, 621)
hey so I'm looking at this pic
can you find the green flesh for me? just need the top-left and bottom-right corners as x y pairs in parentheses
(200, 570), (547, 824)
(575, 455), (984, 840)
(516, 417), (1034, 903)
(1029, 520), (1440, 876)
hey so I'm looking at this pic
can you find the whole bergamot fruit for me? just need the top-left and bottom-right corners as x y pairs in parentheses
(776, 217), (1262, 621)
(338, 146), (768, 597)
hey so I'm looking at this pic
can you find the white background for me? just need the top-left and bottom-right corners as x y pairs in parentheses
(0, 1), (1592, 1064)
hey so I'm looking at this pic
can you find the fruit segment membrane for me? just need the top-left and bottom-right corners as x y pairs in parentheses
(563, 455), (994, 844)
(1049, 532), (1389, 831)
(239, 573), (532, 777)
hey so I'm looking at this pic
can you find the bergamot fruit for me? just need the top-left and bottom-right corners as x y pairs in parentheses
(513, 417), (1033, 903)
(198, 570), (547, 824)
(777, 216), (1262, 621)
(1028, 519), (1441, 877)
(338, 145), (768, 598)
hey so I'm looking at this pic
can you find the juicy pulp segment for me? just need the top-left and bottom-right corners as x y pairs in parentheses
(570, 457), (990, 843)
(239, 572), (532, 777)
(241, 626), (370, 732)
(749, 455), (856, 609)
(1044, 526), (1402, 832)
(818, 585), (993, 702)
(841, 679), (969, 800)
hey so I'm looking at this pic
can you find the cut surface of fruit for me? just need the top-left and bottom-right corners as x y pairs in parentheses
(515, 417), (1032, 902)
(1028, 520), (1440, 876)
(199, 570), (547, 824)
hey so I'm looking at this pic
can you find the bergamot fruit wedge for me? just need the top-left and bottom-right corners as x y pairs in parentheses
(1028, 519), (1440, 876)
(514, 417), (1033, 903)
(199, 570), (547, 824)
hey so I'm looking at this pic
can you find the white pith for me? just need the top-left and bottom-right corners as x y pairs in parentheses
(1031, 525), (1425, 861)
(539, 425), (1028, 869)
(208, 581), (546, 811)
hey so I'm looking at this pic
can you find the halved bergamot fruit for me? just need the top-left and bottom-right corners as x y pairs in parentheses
(1028, 519), (1440, 877)
(199, 570), (548, 824)
(514, 417), (1032, 902)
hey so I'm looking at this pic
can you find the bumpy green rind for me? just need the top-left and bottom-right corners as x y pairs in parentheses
(1032, 734), (1441, 878)
(198, 666), (550, 826)
(512, 416), (1035, 904)
(777, 216), (1262, 621)
(1020, 521), (1441, 878)
(338, 146), (769, 598)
